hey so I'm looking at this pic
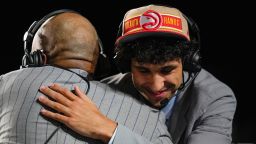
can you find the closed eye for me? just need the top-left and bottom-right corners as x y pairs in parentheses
(138, 67), (150, 73)
(160, 66), (175, 74)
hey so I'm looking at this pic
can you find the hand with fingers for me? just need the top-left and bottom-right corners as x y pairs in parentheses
(38, 83), (117, 143)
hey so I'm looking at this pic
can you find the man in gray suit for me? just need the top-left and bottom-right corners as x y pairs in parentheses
(103, 4), (237, 144)
(38, 5), (237, 144)
(0, 9), (172, 143)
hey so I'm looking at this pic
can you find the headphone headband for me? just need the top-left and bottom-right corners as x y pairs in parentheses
(23, 9), (78, 54)
(21, 9), (110, 80)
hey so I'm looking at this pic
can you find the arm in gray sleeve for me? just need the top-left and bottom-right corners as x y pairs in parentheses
(113, 124), (173, 144)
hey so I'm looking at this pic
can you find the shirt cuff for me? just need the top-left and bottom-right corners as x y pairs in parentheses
(108, 126), (118, 144)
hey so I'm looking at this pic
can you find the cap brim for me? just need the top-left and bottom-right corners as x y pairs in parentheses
(116, 31), (189, 45)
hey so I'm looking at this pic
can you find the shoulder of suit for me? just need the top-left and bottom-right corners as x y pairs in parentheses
(0, 68), (24, 78)
(192, 68), (235, 100)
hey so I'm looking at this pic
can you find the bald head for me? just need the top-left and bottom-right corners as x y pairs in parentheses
(32, 12), (100, 73)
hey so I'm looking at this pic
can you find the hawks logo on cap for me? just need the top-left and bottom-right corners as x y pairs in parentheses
(140, 10), (162, 30)
(123, 12), (183, 34)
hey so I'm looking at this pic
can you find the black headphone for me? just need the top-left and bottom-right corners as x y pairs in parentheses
(21, 9), (107, 73)
(113, 9), (201, 74)
(181, 14), (201, 73)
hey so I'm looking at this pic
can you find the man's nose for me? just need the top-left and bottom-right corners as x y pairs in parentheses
(149, 74), (165, 92)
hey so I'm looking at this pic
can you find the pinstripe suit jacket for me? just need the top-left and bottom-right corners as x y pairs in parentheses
(0, 66), (172, 144)
(102, 69), (237, 144)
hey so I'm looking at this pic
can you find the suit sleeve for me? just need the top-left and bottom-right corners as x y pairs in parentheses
(113, 124), (173, 144)
(187, 88), (237, 144)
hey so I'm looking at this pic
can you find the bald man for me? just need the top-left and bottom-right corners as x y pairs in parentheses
(31, 11), (99, 74)
(0, 10), (172, 144)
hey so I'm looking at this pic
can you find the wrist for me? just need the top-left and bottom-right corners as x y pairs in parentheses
(99, 118), (117, 143)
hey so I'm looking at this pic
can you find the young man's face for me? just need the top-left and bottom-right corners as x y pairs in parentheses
(131, 58), (183, 108)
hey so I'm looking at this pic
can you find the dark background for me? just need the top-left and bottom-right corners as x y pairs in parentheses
(0, 0), (254, 143)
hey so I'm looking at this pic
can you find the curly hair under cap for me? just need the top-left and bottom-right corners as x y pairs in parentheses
(114, 36), (193, 73)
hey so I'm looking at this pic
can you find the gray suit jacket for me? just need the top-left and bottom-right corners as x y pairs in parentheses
(101, 69), (237, 144)
(0, 66), (172, 144)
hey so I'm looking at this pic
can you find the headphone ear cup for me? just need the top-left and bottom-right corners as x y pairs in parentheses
(29, 50), (44, 66)
(35, 50), (44, 66)
(191, 50), (201, 72)
(22, 53), (32, 67)
(22, 49), (44, 67)
(183, 50), (201, 73)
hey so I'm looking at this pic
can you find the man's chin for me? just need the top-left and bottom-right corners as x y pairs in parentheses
(148, 99), (163, 108)
(153, 103), (162, 108)
(150, 96), (172, 108)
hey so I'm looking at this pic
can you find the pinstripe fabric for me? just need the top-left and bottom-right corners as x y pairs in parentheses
(0, 66), (172, 144)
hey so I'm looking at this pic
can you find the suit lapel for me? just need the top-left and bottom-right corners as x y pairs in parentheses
(168, 85), (191, 144)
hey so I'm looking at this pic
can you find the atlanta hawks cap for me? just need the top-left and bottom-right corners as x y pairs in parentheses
(116, 4), (190, 45)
